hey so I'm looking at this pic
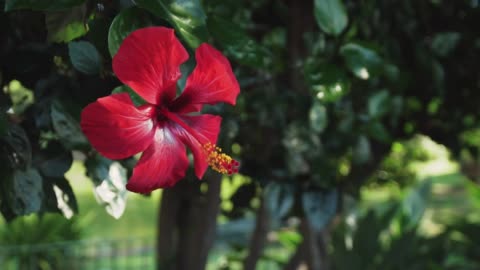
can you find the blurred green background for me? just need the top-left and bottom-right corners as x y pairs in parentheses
(2, 0), (480, 269)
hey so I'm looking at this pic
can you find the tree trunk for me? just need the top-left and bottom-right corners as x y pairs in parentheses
(156, 172), (222, 270)
(156, 181), (182, 269)
(284, 0), (330, 269)
(283, 219), (330, 270)
(243, 198), (270, 270)
(287, 0), (314, 94)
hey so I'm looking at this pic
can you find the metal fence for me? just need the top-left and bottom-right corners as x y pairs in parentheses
(0, 238), (155, 270)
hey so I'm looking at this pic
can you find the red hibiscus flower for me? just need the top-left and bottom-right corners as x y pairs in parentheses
(80, 27), (240, 193)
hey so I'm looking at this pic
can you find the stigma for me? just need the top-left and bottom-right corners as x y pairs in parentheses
(202, 142), (239, 175)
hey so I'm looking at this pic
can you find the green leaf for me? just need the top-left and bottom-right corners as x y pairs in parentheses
(340, 43), (383, 80)
(5, 0), (85, 11)
(305, 62), (349, 103)
(309, 102), (328, 133)
(264, 182), (294, 222)
(216, 218), (255, 247)
(45, 4), (88, 43)
(402, 180), (431, 228)
(277, 230), (303, 250)
(367, 90), (390, 119)
(302, 189), (337, 232)
(50, 100), (88, 150)
(135, 0), (208, 49)
(0, 124), (32, 169)
(68, 40), (102, 75)
(314, 0), (348, 36)
(0, 213), (82, 244)
(427, 97), (442, 115)
(351, 210), (383, 263)
(383, 63), (400, 83)
(0, 111), (7, 137)
(431, 32), (460, 57)
(6, 168), (44, 216)
(0, 92), (8, 137)
(367, 122), (391, 143)
(6, 80), (34, 115)
(85, 155), (128, 219)
(177, 57), (196, 90)
(111, 85), (146, 106)
(352, 135), (371, 164)
(207, 15), (271, 68)
(431, 57), (445, 91)
(35, 142), (73, 178)
(48, 177), (78, 218)
(108, 7), (152, 57)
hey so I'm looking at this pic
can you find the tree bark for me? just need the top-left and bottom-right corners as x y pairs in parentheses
(177, 172), (222, 270)
(156, 182), (182, 270)
(287, 0), (314, 94)
(156, 172), (222, 270)
(243, 198), (270, 270)
(283, 219), (330, 270)
(284, 1), (330, 269)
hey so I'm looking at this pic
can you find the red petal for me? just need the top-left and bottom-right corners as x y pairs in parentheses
(171, 44), (240, 113)
(169, 114), (222, 179)
(126, 126), (189, 193)
(113, 27), (188, 105)
(81, 93), (156, 159)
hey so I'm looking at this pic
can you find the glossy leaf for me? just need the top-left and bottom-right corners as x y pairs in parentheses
(53, 177), (78, 218)
(42, 176), (78, 218)
(45, 5), (88, 43)
(216, 218), (255, 247)
(207, 15), (271, 68)
(50, 100), (88, 150)
(305, 63), (350, 103)
(353, 135), (371, 164)
(351, 210), (383, 264)
(85, 155), (128, 219)
(4, 0), (85, 11)
(367, 122), (391, 143)
(0, 92), (8, 137)
(264, 182), (294, 222)
(340, 43), (383, 80)
(431, 32), (460, 57)
(108, 7), (152, 57)
(314, 0), (348, 36)
(302, 189), (338, 232)
(368, 90), (390, 119)
(36, 142), (73, 178)
(68, 41), (102, 75)
(309, 102), (328, 133)
(0, 112), (7, 137)
(0, 124), (31, 169)
(135, 0), (208, 49)
(6, 168), (44, 216)
(402, 180), (431, 228)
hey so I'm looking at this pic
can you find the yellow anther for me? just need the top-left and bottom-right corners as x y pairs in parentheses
(202, 142), (239, 175)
